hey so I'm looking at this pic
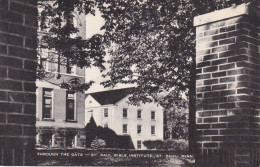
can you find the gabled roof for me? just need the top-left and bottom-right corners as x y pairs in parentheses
(86, 87), (134, 105)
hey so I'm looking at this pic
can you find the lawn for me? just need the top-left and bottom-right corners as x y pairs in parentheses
(37, 154), (195, 166)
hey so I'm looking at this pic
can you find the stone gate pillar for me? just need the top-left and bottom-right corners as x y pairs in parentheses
(194, 3), (260, 167)
(0, 0), (37, 165)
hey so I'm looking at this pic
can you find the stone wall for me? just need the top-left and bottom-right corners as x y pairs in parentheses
(0, 0), (37, 165)
(194, 3), (260, 167)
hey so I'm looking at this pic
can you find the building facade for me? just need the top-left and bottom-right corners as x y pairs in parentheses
(85, 88), (164, 149)
(36, 68), (86, 148)
(35, 13), (87, 148)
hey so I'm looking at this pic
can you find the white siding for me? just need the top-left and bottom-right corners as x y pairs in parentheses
(115, 96), (164, 149)
(85, 94), (164, 150)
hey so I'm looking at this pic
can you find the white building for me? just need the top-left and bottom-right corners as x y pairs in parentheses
(85, 88), (164, 149)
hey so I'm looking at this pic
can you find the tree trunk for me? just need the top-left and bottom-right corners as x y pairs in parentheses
(188, 55), (196, 154)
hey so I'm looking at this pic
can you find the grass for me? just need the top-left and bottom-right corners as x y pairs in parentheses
(37, 155), (195, 166)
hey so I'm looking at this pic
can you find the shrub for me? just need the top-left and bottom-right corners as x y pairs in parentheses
(143, 139), (188, 151)
(95, 126), (118, 148)
(91, 137), (106, 149)
(85, 116), (97, 148)
(164, 139), (188, 151)
(142, 140), (165, 149)
(85, 117), (134, 149)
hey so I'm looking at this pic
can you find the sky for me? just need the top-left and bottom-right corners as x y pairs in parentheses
(85, 9), (133, 93)
(85, 9), (106, 93)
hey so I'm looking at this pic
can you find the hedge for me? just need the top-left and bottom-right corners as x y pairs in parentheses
(143, 139), (188, 151)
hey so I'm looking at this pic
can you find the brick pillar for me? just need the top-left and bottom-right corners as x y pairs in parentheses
(0, 0), (37, 165)
(194, 3), (260, 167)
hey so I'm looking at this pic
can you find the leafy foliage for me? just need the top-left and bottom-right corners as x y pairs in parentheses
(85, 116), (97, 148)
(60, 78), (94, 93)
(164, 107), (188, 140)
(95, 126), (119, 148)
(91, 137), (106, 149)
(99, 0), (195, 106)
(37, 0), (106, 91)
(38, 0), (258, 97)
(143, 139), (188, 151)
(93, 0), (258, 150)
(95, 0), (257, 146)
(38, 0), (258, 148)
(85, 116), (134, 149)
(94, 126), (134, 149)
(99, 0), (257, 105)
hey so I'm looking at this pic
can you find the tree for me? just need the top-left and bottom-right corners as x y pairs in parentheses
(164, 107), (188, 140)
(96, 0), (258, 152)
(85, 116), (97, 148)
(37, 0), (106, 92)
(38, 0), (258, 152)
(37, 0), (258, 102)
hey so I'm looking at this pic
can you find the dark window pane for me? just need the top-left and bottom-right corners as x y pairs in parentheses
(137, 140), (141, 149)
(66, 95), (75, 120)
(137, 110), (141, 118)
(104, 108), (108, 117)
(137, 125), (141, 134)
(66, 109), (74, 120)
(151, 126), (155, 135)
(123, 108), (127, 118)
(151, 111), (155, 120)
(68, 100), (74, 109)
(67, 65), (75, 74)
(67, 66), (72, 74)
(123, 124), (127, 133)
(43, 89), (52, 119)
(43, 108), (51, 118)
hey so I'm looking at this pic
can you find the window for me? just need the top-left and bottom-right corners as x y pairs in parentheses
(123, 124), (127, 133)
(67, 65), (75, 74)
(123, 108), (127, 118)
(151, 126), (155, 135)
(104, 108), (108, 117)
(67, 66), (72, 74)
(137, 140), (142, 149)
(137, 110), (142, 119)
(66, 92), (75, 120)
(50, 63), (56, 72)
(137, 125), (142, 134)
(151, 111), (155, 120)
(38, 48), (56, 72)
(43, 88), (52, 119)
(38, 49), (48, 71)
(40, 57), (47, 70)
